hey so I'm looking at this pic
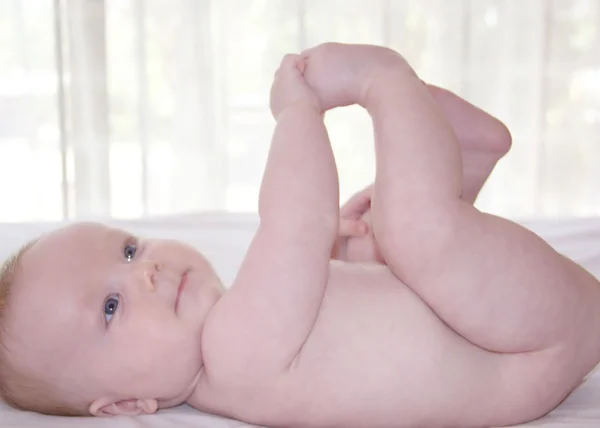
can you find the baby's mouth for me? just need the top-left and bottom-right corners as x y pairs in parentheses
(175, 270), (189, 312)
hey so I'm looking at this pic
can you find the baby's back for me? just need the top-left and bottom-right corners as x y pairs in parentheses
(193, 261), (582, 428)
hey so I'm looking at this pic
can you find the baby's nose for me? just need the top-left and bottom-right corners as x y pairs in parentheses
(129, 260), (161, 291)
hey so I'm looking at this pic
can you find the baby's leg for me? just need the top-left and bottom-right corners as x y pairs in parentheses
(365, 53), (600, 354)
(304, 43), (600, 354)
(425, 84), (512, 204)
(335, 89), (511, 262)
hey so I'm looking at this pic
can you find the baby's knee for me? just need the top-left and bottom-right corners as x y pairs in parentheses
(487, 118), (512, 158)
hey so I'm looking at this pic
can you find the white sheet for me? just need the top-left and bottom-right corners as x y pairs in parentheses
(1, 214), (599, 428)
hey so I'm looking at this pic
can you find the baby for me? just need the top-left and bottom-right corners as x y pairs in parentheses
(2, 43), (600, 428)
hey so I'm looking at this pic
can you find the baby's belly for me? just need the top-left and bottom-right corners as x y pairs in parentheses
(268, 262), (554, 427)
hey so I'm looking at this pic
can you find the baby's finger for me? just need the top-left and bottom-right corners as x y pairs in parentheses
(340, 192), (372, 219)
(339, 218), (368, 237)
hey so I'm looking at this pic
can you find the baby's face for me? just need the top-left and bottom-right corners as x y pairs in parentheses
(4, 223), (224, 412)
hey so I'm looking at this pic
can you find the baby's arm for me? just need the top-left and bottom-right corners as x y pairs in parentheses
(206, 55), (337, 379)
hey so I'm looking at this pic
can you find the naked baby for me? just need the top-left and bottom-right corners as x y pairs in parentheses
(2, 43), (600, 428)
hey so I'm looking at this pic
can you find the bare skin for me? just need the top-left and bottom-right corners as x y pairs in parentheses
(334, 84), (513, 263)
(187, 44), (600, 427)
(5, 44), (599, 428)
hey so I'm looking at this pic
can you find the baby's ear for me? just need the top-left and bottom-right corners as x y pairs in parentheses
(89, 397), (158, 416)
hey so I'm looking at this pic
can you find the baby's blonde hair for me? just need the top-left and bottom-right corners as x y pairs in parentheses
(0, 241), (88, 416)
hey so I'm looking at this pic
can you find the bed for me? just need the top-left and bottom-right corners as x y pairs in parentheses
(1, 214), (600, 428)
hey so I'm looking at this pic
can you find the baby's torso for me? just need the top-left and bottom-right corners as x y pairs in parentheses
(268, 261), (504, 427)
(191, 261), (585, 427)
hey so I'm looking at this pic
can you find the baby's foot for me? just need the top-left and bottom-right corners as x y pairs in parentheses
(300, 43), (412, 111)
(269, 53), (321, 119)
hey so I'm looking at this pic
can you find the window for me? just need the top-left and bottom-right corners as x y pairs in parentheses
(1, 0), (599, 221)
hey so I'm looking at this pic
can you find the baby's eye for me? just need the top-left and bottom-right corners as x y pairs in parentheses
(123, 242), (137, 262)
(104, 295), (119, 324)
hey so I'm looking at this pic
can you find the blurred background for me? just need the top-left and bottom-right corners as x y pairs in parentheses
(0, 0), (599, 222)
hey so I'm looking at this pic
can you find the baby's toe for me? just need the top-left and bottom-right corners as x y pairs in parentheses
(295, 57), (307, 74)
(279, 53), (302, 72)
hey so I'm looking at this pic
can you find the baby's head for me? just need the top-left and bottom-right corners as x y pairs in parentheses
(0, 222), (224, 416)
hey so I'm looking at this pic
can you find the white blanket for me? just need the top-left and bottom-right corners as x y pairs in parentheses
(1, 214), (599, 428)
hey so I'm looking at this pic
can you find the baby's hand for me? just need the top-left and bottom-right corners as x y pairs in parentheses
(333, 198), (370, 260)
(340, 184), (373, 223)
(332, 184), (385, 264)
(339, 218), (368, 237)
(300, 42), (408, 111)
(337, 184), (372, 238)
(270, 54), (321, 119)
(333, 213), (385, 264)
(331, 218), (369, 260)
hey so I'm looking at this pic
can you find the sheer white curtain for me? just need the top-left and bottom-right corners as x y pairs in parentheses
(0, 0), (599, 222)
